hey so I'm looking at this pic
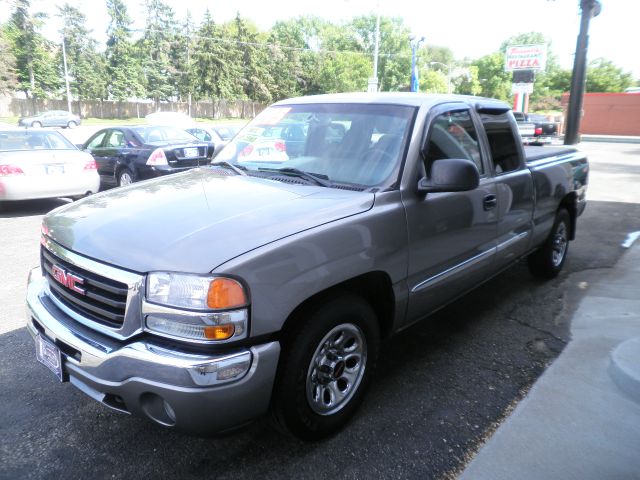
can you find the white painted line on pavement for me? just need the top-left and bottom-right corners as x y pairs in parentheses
(622, 231), (640, 248)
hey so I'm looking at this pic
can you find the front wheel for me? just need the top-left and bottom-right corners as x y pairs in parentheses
(271, 295), (380, 440)
(67, 120), (77, 129)
(31, 121), (42, 128)
(528, 208), (571, 279)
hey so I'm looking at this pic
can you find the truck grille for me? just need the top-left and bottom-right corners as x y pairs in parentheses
(41, 246), (129, 328)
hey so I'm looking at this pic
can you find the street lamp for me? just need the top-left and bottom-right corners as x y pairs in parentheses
(429, 61), (452, 94)
(409, 35), (425, 92)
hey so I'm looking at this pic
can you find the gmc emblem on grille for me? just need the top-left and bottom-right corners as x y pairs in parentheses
(51, 265), (85, 295)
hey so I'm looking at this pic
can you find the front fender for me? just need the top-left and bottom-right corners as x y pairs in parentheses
(213, 191), (409, 337)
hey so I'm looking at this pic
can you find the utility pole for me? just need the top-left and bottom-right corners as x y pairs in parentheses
(368, 1), (381, 93)
(564, 0), (602, 145)
(61, 36), (72, 114)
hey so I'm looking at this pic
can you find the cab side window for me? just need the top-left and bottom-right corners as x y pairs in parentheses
(424, 110), (483, 174)
(480, 113), (521, 174)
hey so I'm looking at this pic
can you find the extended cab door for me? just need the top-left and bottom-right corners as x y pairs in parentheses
(403, 105), (498, 321)
(478, 111), (535, 267)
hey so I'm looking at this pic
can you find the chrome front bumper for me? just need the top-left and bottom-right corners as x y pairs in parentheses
(26, 267), (280, 434)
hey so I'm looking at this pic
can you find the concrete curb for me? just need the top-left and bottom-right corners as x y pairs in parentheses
(609, 336), (640, 403)
(579, 135), (640, 144)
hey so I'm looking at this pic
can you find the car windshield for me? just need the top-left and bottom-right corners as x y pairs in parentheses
(215, 103), (415, 187)
(0, 130), (75, 151)
(132, 125), (197, 143)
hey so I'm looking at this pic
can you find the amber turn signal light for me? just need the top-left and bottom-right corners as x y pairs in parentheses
(207, 278), (247, 309)
(203, 324), (236, 340)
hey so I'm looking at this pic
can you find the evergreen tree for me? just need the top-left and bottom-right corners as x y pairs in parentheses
(140, 0), (176, 103)
(105, 0), (144, 100)
(6, 0), (60, 99)
(58, 3), (107, 104)
(193, 11), (242, 101)
(0, 29), (18, 93)
(170, 11), (195, 104)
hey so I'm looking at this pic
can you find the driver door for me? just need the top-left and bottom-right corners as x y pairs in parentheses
(403, 106), (498, 322)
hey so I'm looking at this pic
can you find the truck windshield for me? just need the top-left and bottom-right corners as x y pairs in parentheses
(215, 103), (415, 187)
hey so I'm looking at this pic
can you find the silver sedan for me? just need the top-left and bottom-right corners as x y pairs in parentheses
(0, 129), (100, 202)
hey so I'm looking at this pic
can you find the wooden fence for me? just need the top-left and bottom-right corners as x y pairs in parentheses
(0, 97), (266, 120)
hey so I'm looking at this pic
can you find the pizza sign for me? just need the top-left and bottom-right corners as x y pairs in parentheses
(505, 44), (547, 71)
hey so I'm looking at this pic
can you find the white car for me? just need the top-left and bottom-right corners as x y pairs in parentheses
(0, 130), (100, 202)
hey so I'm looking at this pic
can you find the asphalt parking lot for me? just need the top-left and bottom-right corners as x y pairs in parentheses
(1, 142), (639, 479)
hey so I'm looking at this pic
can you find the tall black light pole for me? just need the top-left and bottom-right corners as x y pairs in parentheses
(564, 0), (602, 145)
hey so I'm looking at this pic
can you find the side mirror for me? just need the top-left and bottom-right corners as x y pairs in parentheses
(418, 158), (480, 194)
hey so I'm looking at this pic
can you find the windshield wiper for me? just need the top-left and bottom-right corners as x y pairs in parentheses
(258, 167), (332, 187)
(212, 161), (247, 176)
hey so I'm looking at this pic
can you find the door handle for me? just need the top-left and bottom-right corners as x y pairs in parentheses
(483, 194), (497, 210)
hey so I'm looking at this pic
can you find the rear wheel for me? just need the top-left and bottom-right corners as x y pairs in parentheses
(271, 294), (380, 440)
(67, 120), (77, 129)
(528, 208), (571, 279)
(117, 169), (134, 187)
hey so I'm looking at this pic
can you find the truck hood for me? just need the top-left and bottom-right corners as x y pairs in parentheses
(44, 168), (374, 273)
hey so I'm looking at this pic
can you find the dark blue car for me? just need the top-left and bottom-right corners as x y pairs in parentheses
(82, 126), (209, 188)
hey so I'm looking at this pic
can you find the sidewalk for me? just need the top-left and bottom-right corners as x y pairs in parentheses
(460, 243), (640, 480)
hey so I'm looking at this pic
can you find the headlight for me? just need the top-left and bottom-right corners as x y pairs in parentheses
(145, 272), (249, 342)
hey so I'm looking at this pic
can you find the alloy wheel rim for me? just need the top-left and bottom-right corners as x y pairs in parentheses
(552, 222), (568, 266)
(306, 323), (367, 416)
(120, 172), (132, 186)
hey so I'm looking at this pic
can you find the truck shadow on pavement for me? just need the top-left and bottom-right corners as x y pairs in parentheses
(0, 198), (70, 219)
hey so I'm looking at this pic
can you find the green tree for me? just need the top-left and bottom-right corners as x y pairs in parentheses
(140, 0), (176, 103)
(105, 0), (144, 100)
(454, 65), (482, 96)
(170, 11), (196, 104)
(473, 52), (511, 100)
(349, 15), (412, 91)
(193, 11), (242, 101)
(232, 13), (274, 102)
(6, 0), (60, 99)
(58, 3), (107, 104)
(586, 58), (634, 92)
(420, 69), (447, 93)
(0, 29), (18, 93)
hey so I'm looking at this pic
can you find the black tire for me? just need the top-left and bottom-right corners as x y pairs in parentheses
(31, 121), (42, 128)
(528, 208), (571, 279)
(271, 294), (380, 440)
(67, 120), (77, 129)
(117, 169), (134, 187)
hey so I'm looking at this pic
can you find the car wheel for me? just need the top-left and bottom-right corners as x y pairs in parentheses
(67, 121), (77, 129)
(528, 208), (570, 279)
(117, 169), (134, 187)
(31, 121), (42, 128)
(271, 294), (380, 440)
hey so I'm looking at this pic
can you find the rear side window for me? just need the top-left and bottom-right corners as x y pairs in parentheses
(424, 110), (483, 174)
(480, 113), (521, 174)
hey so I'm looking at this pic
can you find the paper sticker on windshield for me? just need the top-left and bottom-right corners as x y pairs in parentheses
(253, 107), (291, 126)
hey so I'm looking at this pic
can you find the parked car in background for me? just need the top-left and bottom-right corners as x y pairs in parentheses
(18, 110), (81, 129)
(513, 112), (559, 145)
(0, 129), (98, 204)
(81, 125), (208, 188)
(184, 124), (238, 159)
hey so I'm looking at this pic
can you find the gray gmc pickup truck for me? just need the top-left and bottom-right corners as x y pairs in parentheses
(27, 93), (588, 440)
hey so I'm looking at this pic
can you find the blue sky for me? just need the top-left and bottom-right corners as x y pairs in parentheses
(10, 0), (640, 78)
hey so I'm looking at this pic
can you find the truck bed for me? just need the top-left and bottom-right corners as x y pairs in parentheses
(524, 145), (578, 162)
